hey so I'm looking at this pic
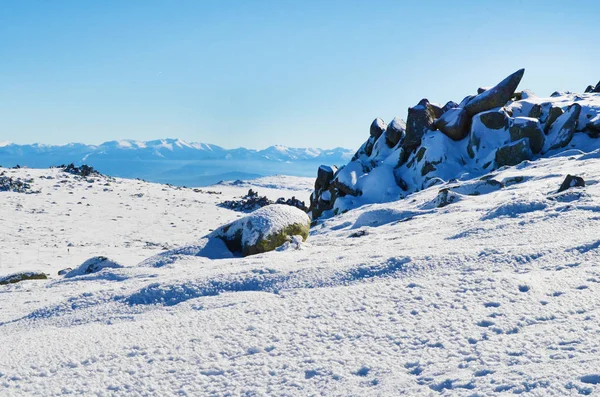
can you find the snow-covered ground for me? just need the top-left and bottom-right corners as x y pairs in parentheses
(2, 153), (600, 395)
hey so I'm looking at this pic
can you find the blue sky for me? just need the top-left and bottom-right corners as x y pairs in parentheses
(1, 0), (598, 149)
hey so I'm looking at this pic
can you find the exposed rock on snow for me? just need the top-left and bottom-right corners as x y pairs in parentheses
(0, 271), (47, 285)
(309, 68), (600, 219)
(558, 174), (585, 193)
(210, 204), (311, 256)
(64, 256), (123, 278)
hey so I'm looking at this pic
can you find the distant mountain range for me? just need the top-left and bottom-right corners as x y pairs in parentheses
(0, 139), (353, 186)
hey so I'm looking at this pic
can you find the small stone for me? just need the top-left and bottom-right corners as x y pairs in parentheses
(558, 175), (585, 193)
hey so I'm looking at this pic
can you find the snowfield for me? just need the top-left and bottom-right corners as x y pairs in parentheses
(2, 153), (600, 395)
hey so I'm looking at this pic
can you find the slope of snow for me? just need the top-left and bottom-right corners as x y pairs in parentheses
(2, 152), (600, 395)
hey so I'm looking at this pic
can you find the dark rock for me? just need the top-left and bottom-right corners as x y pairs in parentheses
(404, 99), (438, 154)
(495, 138), (533, 168)
(585, 85), (595, 93)
(558, 174), (585, 193)
(544, 106), (564, 133)
(586, 115), (600, 137)
(528, 104), (542, 119)
(464, 69), (525, 116)
(477, 87), (491, 94)
(0, 175), (39, 194)
(435, 188), (460, 208)
(509, 117), (545, 154)
(0, 272), (47, 285)
(370, 118), (387, 140)
(348, 229), (368, 238)
(386, 117), (406, 147)
(544, 103), (582, 152)
(442, 101), (459, 113)
(479, 109), (510, 130)
(435, 108), (470, 140)
(58, 268), (72, 276)
(315, 165), (337, 192)
(594, 81), (600, 93)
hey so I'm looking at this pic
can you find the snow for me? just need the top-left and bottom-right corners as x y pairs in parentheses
(2, 147), (600, 394)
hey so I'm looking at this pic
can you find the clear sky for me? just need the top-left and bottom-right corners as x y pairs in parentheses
(1, 0), (599, 149)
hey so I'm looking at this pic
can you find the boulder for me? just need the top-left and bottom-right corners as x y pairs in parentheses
(528, 104), (542, 119)
(479, 108), (510, 130)
(495, 138), (532, 168)
(544, 106), (564, 133)
(315, 165), (336, 192)
(385, 117), (406, 147)
(435, 107), (470, 140)
(64, 256), (123, 278)
(211, 204), (311, 257)
(404, 99), (438, 154)
(464, 69), (525, 116)
(351, 137), (375, 160)
(370, 118), (387, 140)
(543, 103), (582, 152)
(557, 174), (585, 193)
(0, 272), (47, 285)
(509, 117), (545, 154)
(442, 101), (459, 113)
(586, 114), (600, 137)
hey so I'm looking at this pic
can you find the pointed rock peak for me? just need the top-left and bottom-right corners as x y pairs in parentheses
(464, 68), (526, 116)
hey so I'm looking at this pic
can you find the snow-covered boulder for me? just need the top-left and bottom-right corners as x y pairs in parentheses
(210, 204), (311, 256)
(64, 256), (123, 278)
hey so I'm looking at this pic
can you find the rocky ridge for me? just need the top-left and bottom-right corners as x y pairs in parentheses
(309, 69), (600, 219)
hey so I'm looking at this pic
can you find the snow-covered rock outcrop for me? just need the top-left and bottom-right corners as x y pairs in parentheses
(309, 69), (600, 219)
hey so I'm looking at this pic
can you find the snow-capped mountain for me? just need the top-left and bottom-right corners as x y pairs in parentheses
(0, 139), (353, 186)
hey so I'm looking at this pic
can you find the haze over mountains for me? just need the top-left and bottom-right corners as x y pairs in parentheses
(0, 139), (353, 186)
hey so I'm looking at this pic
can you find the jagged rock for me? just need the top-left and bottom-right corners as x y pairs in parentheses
(585, 85), (595, 93)
(479, 108), (510, 130)
(544, 106), (564, 133)
(558, 174), (585, 193)
(528, 104), (542, 119)
(370, 118), (387, 140)
(509, 117), (545, 154)
(351, 137), (376, 160)
(315, 165), (336, 192)
(495, 138), (532, 168)
(435, 108), (470, 140)
(442, 101), (459, 113)
(586, 115), (600, 137)
(0, 272), (47, 285)
(64, 256), (123, 278)
(404, 99), (438, 154)
(594, 81), (600, 93)
(385, 117), (406, 147)
(544, 103), (582, 152)
(211, 204), (311, 257)
(464, 69), (525, 116)
(477, 87), (491, 94)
